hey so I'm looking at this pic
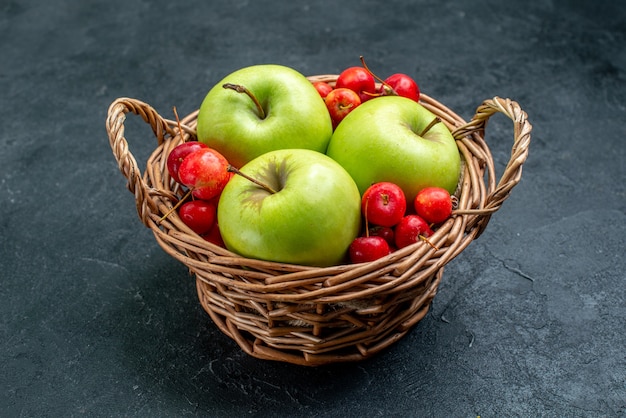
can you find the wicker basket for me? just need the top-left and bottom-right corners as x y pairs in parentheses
(105, 75), (531, 366)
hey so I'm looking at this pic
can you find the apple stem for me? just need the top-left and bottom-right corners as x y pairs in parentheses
(359, 55), (396, 96)
(223, 83), (266, 119)
(418, 117), (442, 137)
(227, 164), (277, 194)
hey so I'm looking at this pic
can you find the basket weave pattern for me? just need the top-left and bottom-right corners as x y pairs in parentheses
(105, 75), (531, 366)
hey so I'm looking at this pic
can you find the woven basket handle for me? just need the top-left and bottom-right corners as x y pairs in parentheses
(451, 97), (531, 223)
(105, 98), (177, 225)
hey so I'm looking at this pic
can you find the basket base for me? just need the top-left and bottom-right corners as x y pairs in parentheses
(195, 268), (443, 366)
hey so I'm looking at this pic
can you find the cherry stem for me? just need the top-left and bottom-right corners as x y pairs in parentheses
(361, 90), (383, 98)
(418, 117), (442, 137)
(359, 55), (396, 95)
(419, 235), (439, 251)
(159, 188), (193, 223)
(223, 83), (266, 119)
(227, 165), (277, 194)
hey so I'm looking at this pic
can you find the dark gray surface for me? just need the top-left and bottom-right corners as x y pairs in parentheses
(1, 0), (625, 416)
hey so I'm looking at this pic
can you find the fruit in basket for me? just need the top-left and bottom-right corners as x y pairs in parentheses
(166, 141), (208, 184)
(358, 57), (420, 102)
(217, 149), (361, 267)
(361, 182), (406, 227)
(326, 96), (461, 202)
(324, 87), (361, 128)
(368, 225), (395, 247)
(178, 200), (217, 235)
(196, 65), (333, 168)
(312, 81), (333, 98)
(379, 73), (420, 102)
(394, 215), (434, 249)
(335, 66), (377, 102)
(202, 222), (225, 247)
(178, 148), (231, 200)
(349, 236), (391, 263)
(414, 187), (453, 224)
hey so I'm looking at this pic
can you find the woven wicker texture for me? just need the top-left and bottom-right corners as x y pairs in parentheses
(105, 75), (531, 366)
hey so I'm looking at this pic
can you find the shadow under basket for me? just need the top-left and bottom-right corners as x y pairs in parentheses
(105, 75), (532, 366)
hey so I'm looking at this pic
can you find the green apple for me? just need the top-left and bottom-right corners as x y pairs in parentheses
(326, 96), (461, 202)
(196, 64), (333, 168)
(217, 149), (361, 267)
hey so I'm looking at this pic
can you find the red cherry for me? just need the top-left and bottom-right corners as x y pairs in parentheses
(349, 236), (391, 263)
(362, 182), (407, 227)
(178, 199), (217, 235)
(380, 73), (420, 102)
(324, 87), (361, 128)
(335, 66), (377, 103)
(312, 81), (334, 98)
(368, 225), (395, 247)
(166, 141), (209, 184)
(414, 187), (452, 224)
(394, 215), (434, 249)
(202, 222), (225, 247)
(178, 148), (230, 200)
